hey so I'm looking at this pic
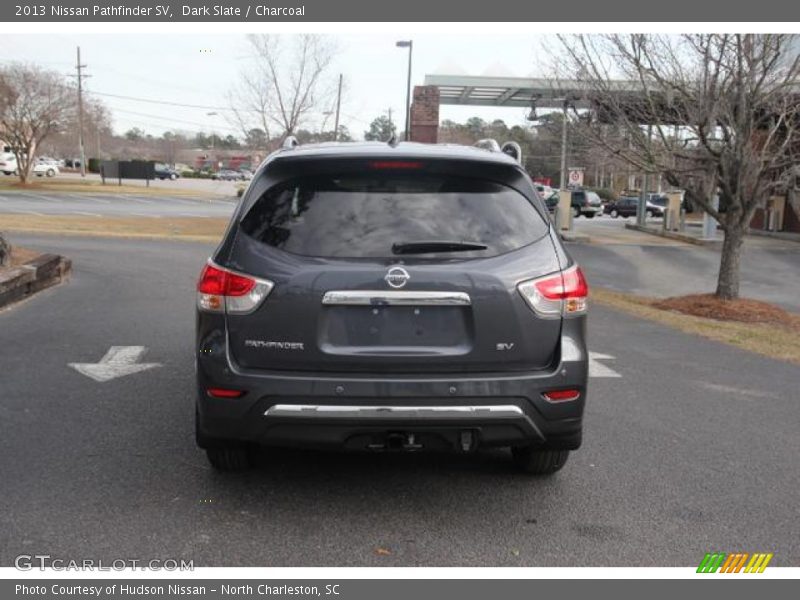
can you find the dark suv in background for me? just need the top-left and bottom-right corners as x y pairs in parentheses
(195, 140), (590, 474)
(569, 189), (604, 218)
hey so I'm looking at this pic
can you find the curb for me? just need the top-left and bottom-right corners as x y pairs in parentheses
(0, 253), (72, 309)
(624, 223), (722, 246)
(746, 229), (800, 244)
(560, 231), (591, 243)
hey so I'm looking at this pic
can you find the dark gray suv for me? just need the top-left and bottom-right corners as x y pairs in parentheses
(195, 140), (589, 474)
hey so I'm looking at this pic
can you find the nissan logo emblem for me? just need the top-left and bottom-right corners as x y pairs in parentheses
(384, 266), (410, 289)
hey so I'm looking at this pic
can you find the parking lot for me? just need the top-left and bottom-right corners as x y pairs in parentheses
(0, 189), (234, 219)
(1, 225), (798, 567)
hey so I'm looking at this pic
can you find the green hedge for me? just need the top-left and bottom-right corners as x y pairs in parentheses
(180, 170), (214, 179)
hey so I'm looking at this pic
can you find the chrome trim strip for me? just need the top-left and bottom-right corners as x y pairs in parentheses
(264, 404), (527, 420)
(322, 290), (471, 306)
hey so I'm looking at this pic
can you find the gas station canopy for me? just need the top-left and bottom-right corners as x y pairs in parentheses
(424, 74), (645, 110)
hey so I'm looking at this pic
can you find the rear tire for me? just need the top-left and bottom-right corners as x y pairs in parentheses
(196, 406), (253, 471)
(610, 209), (619, 218)
(585, 213), (595, 219)
(205, 445), (252, 472)
(512, 447), (570, 475)
(46, 168), (55, 177)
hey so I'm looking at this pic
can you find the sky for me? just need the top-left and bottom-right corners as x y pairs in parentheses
(2, 33), (555, 140)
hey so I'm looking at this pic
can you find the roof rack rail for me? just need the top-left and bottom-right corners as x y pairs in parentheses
(474, 139), (523, 164)
(282, 136), (299, 150)
(500, 141), (522, 164)
(474, 139), (501, 152)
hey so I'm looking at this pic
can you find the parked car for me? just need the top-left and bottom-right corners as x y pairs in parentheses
(0, 155), (57, 177)
(212, 169), (244, 181)
(544, 191), (559, 213)
(568, 189), (603, 218)
(0, 153), (17, 175)
(238, 168), (254, 180)
(604, 196), (664, 218)
(33, 163), (59, 177)
(154, 164), (180, 180)
(195, 139), (590, 474)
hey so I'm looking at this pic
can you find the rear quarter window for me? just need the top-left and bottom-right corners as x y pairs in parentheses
(239, 172), (548, 259)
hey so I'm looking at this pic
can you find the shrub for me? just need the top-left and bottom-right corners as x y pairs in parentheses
(589, 187), (616, 202)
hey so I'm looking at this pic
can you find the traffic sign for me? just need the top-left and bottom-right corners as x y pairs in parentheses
(568, 168), (584, 187)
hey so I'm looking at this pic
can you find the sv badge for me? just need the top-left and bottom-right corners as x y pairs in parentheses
(496, 342), (515, 351)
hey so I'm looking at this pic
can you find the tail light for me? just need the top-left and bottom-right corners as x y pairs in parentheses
(206, 387), (246, 399)
(368, 161), (423, 170)
(542, 389), (581, 402)
(197, 261), (274, 314)
(517, 265), (588, 318)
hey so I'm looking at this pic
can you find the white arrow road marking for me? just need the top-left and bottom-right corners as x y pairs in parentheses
(589, 352), (622, 378)
(69, 346), (162, 382)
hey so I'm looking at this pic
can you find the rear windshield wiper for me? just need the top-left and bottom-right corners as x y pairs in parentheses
(391, 240), (489, 255)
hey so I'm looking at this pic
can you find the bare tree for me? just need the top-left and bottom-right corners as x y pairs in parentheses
(0, 63), (74, 184)
(229, 34), (337, 142)
(552, 34), (800, 299)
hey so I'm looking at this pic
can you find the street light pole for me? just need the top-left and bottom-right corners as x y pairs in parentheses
(396, 40), (413, 141)
(333, 73), (343, 141)
(206, 111), (218, 153)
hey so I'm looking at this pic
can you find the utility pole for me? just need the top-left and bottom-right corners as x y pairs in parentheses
(73, 46), (90, 178)
(333, 73), (343, 141)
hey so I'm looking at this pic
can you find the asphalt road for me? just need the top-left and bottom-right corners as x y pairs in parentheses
(0, 191), (235, 219)
(1, 234), (798, 567)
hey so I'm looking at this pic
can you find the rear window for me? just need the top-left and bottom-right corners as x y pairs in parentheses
(239, 172), (548, 259)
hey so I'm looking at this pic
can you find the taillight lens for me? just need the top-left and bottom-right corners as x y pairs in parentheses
(517, 265), (588, 317)
(197, 261), (274, 314)
(368, 160), (423, 170)
(206, 387), (246, 399)
(542, 389), (581, 402)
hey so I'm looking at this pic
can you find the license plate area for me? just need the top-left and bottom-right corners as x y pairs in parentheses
(319, 305), (473, 355)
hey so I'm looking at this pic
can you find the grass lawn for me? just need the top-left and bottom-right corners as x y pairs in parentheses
(592, 288), (800, 366)
(0, 214), (226, 243)
(0, 176), (215, 197)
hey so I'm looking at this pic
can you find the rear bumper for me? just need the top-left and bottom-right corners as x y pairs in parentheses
(196, 317), (588, 452)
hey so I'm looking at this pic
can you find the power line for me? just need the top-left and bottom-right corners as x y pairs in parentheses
(89, 90), (240, 112)
(107, 106), (241, 134)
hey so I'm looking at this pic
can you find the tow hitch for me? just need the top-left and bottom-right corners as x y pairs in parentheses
(367, 432), (424, 451)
